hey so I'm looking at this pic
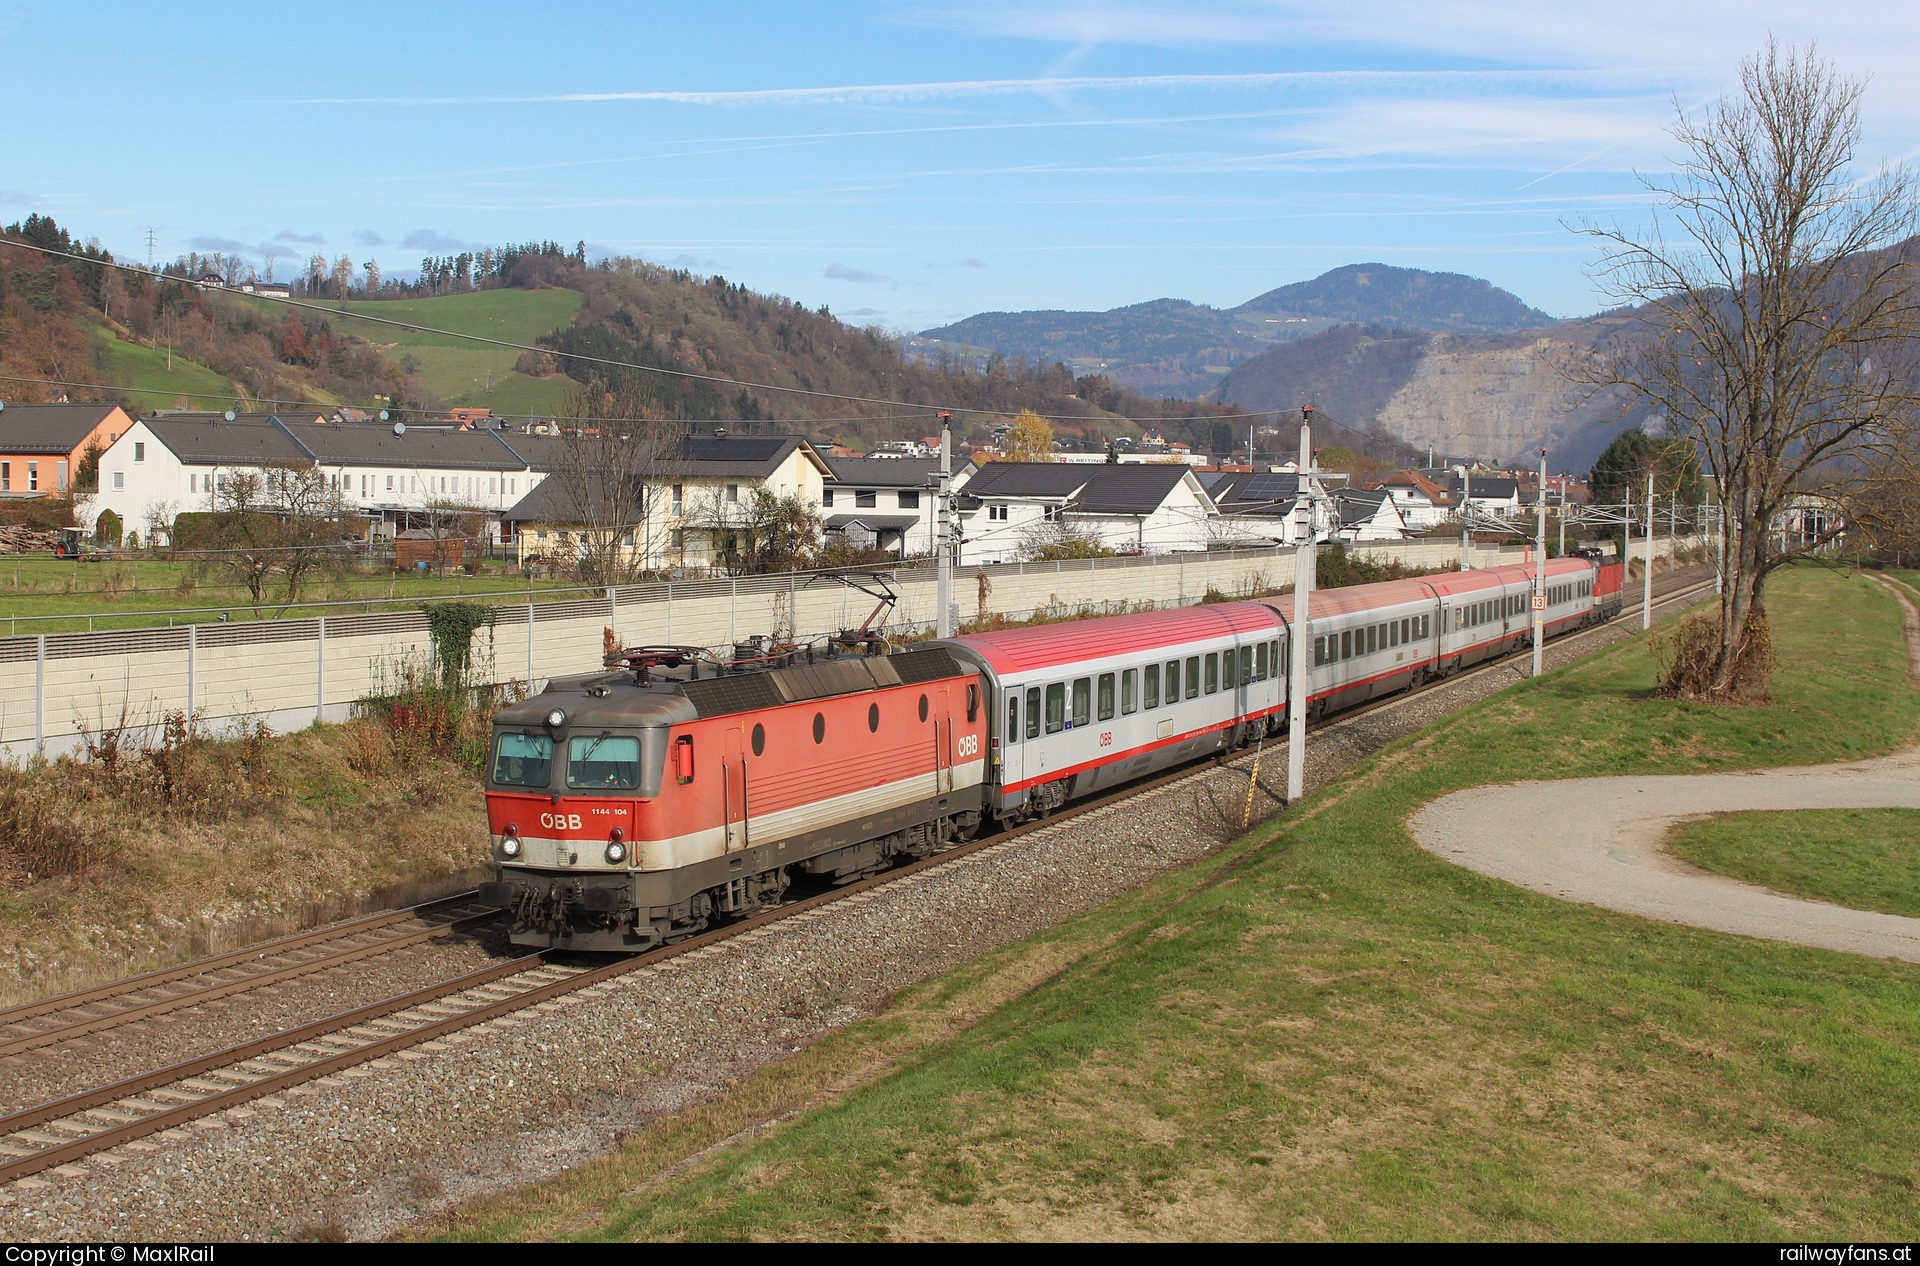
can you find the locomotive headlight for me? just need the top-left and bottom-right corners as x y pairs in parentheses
(605, 840), (627, 864)
(545, 708), (567, 729)
(501, 836), (522, 858)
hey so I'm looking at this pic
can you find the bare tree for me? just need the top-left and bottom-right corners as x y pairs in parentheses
(549, 382), (684, 583)
(1579, 41), (1920, 697)
(265, 465), (346, 601)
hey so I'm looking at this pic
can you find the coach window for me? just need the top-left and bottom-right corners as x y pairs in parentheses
(1389, 621), (1400, 648)
(1097, 673), (1116, 721)
(1255, 642), (1268, 680)
(1144, 663), (1160, 709)
(1204, 653), (1219, 695)
(1121, 669), (1137, 715)
(1007, 696), (1020, 743)
(1045, 683), (1066, 734)
(1340, 630), (1352, 660)
(1072, 678), (1092, 728)
(1240, 648), (1253, 686)
(1313, 636), (1325, 667)
(1026, 686), (1041, 739)
(1184, 656), (1200, 699)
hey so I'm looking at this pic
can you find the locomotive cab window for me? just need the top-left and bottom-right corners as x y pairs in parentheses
(1045, 683), (1066, 734)
(1026, 686), (1042, 739)
(491, 733), (553, 787)
(1144, 663), (1160, 709)
(567, 734), (641, 789)
(1097, 673), (1115, 721)
(1072, 678), (1091, 728)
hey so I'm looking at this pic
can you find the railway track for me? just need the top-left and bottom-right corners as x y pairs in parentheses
(0, 890), (498, 1063)
(0, 569), (1716, 1187)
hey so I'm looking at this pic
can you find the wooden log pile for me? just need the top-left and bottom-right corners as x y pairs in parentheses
(0, 526), (63, 554)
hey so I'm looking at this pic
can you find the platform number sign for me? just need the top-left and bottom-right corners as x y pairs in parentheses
(1530, 594), (1547, 611)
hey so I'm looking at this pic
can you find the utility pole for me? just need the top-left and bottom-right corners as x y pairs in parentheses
(1642, 468), (1655, 630)
(145, 227), (156, 271)
(1533, 448), (1547, 678)
(1285, 407), (1318, 806)
(936, 411), (954, 638)
(1459, 466), (1472, 571)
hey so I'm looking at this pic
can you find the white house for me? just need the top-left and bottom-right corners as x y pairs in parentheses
(1372, 470), (1456, 530)
(950, 461), (1218, 564)
(820, 455), (939, 557)
(91, 413), (553, 545)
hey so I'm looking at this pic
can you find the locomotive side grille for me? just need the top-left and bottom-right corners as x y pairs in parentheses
(889, 647), (965, 685)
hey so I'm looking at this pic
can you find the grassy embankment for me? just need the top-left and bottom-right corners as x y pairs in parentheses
(339, 289), (584, 417)
(426, 564), (1920, 1241)
(0, 553), (583, 633)
(0, 686), (498, 1005)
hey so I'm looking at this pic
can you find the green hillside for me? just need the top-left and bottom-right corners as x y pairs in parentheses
(339, 288), (583, 417)
(90, 327), (245, 413)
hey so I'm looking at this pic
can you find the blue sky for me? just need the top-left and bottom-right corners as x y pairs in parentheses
(4, 1), (1918, 329)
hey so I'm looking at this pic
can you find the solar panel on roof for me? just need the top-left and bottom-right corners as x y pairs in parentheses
(1240, 473), (1300, 503)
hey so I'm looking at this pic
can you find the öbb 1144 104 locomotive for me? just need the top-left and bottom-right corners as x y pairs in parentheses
(478, 554), (1625, 950)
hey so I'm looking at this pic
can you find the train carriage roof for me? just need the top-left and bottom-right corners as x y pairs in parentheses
(940, 602), (1284, 675)
(1300, 577), (1438, 619)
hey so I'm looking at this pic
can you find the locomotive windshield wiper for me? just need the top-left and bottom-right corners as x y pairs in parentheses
(579, 732), (612, 760)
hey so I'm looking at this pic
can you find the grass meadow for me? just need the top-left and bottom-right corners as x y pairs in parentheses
(424, 564), (1920, 1241)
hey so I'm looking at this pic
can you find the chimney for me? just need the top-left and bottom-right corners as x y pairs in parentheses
(713, 427), (727, 439)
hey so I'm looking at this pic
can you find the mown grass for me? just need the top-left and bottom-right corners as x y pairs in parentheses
(1669, 810), (1920, 919)
(0, 555), (582, 632)
(422, 563), (1920, 1242)
(340, 288), (583, 414)
(90, 326), (243, 413)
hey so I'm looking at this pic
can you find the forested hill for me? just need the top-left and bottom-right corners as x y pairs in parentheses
(917, 262), (1556, 400)
(1235, 263), (1553, 332)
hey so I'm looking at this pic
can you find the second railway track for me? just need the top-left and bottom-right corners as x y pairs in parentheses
(0, 570), (1717, 1189)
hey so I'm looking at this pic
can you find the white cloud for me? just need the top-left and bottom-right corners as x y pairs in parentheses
(825, 262), (893, 284)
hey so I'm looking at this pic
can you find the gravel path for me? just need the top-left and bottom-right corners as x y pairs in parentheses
(1412, 575), (1920, 964)
(0, 574), (1715, 1242)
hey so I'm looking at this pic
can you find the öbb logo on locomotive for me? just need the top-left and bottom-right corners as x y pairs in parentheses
(477, 555), (1625, 952)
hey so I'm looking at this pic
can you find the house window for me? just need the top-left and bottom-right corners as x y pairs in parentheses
(57, 461), (68, 492)
(822, 489), (834, 506)
(898, 491), (919, 509)
(855, 491), (876, 508)
(670, 529), (685, 548)
(2, 462), (9, 490)
(133, 442), (145, 462)
(27, 462), (38, 491)
(727, 483), (739, 503)
(387, 474), (395, 491)
(112, 471), (124, 491)
(1043, 505), (1062, 522)
(988, 505), (1008, 521)
(671, 484), (683, 514)
(621, 530), (634, 547)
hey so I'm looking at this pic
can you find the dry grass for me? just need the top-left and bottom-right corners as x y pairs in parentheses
(0, 709), (494, 1006)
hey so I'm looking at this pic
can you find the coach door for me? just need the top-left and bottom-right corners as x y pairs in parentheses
(999, 687), (1025, 791)
(721, 727), (748, 852)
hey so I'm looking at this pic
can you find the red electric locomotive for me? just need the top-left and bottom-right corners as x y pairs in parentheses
(480, 551), (1627, 951)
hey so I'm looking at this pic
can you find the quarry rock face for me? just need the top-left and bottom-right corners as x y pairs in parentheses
(1374, 334), (1593, 458)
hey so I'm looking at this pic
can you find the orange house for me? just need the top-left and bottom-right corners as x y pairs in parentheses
(0, 402), (134, 497)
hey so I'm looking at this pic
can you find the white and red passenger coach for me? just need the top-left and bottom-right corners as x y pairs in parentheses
(479, 553), (1625, 950)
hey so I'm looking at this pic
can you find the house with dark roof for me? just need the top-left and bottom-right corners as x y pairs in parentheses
(0, 402), (134, 498)
(950, 461), (1217, 563)
(92, 413), (551, 544)
(501, 431), (830, 570)
(1206, 470), (1409, 544)
(1371, 469), (1456, 530)
(819, 456), (939, 557)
